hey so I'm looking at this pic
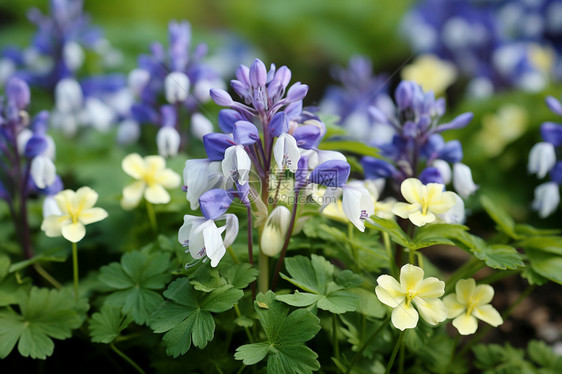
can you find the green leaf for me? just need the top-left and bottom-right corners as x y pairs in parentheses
(149, 278), (243, 357)
(318, 140), (380, 158)
(190, 268), (227, 292)
(0, 287), (87, 359)
(515, 224), (560, 237)
(0, 254), (10, 280)
(366, 217), (412, 248)
(99, 251), (172, 324)
(88, 304), (133, 344)
(526, 249), (562, 285)
(221, 263), (259, 289)
(413, 224), (469, 249)
(235, 291), (320, 373)
(517, 236), (562, 256)
(456, 232), (525, 270)
(348, 288), (386, 318)
(279, 255), (359, 313)
(527, 340), (562, 370)
(8, 248), (67, 273)
(480, 195), (519, 239)
(335, 270), (363, 288)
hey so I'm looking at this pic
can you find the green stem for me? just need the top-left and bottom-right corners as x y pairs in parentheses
(458, 284), (536, 357)
(348, 223), (358, 269)
(258, 251), (269, 294)
(146, 201), (157, 233)
(227, 246), (240, 264)
(33, 263), (62, 289)
(383, 232), (398, 278)
(444, 334), (461, 374)
(398, 332), (405, 374)
(110, 342), (146, 374)
(332, 314), (340, 360)
(234, 304), (253, 343)
(72, 242), (79, 301)
(346, 316), (391, 374)
(409, 247), (415, 265)
(445, 258), (485, 294)
(385, 331), (405, 374)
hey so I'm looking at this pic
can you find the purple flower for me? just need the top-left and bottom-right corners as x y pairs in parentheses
(309, 160), (351, 188)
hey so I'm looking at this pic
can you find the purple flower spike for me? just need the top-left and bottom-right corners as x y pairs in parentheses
(6, 77), (30, 109)
(546, 96), (562, 116)
(249, 59), (267, 88)
(541, 122), (562, 147)
(0, 180), (8, 201)
(395, 81), (415, 110)
(169, 21), (191, 71)
(218, 109), (243, 134)
(361, 157), (397, 179)
(269, 112), (289, 137)
(550, 162), (562, 184)
(295, 156), (309, 190)
(274, 66), (291, 88)
(438, 140), (463, 163)
(203, 133), (234, 161)
(368, 106), (389, 124)
(210, 89), (234, 106)
(161, 105), (177, 128)
(419, 167), (444, 185)
(233, 121), (260, 145)
(293, 124), (321, 149)
(199, 188), (233, 221)
(286, 83), (308, 102)
(436, 112), (474, 133)
(31, 111), (50, 134)
(24, 136), (48, 159)
(310, 160), (351, 188)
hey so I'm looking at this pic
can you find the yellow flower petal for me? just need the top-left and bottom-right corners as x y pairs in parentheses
(443, 294), (465, 319)
(473, 305), (503, 327)
(472, 284), (495, 306)
(400, 264), (424, 291)
(375, 275), (405, 308)
(61, 222), (86, 243)
(122, 153), (146, 179)
(75, 186), (99, 211)
(54, 189), (75, 214)
(452, 313), (478, 335)
(121, 181), (146, 210)
(414, 297), (448, 325)
(392, 202), (419, 219)
(408, 211), (436, 227)
(41, 215), (70, 237)
(429, 190), (457, 214)
(79, 207), (108, 225)
(155, 169), (181, 189)
(391, 303), (419, 330)
(145, 184), (171, 204)
(455, 278), (476, 304)
(145, 155), (166, 172)
(401, 178), (424, 205)
(416, 277), (445, 299)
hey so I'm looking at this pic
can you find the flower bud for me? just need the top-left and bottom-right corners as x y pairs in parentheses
(191, 113), (214, 140)
(453, 163), (478, 198)
(260, 206), (291, 257)
(156, 126), (181, 157)
(210, 88), (233, 106)
(164, 72), (190, 103)
(432, 159), (452, 184)
(6, 77), (30, 109)
(532, 182), (560, 218)
(528, 142), (556, 179)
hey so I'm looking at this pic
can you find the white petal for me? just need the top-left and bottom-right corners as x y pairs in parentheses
(61, 222), (86, 243)
(273, 134), (286, 170)
(178, 215), (205, 246)
(473, 305), (503, 327)
(79, 208), (108, 225)
(156, 126), (181, 157)
(222, 146), (237, 181)
(30, 156), (56, 189)
(121, 181), (146, 210)
(235, 145), (251, 185)
(122, 153), (146, 179)
(532, 182), (560, 218)
(221, 213), (239, 248)
(452, 313), (478, 335)
(191, 113), (214, 140)
(202, 222), (226, 267)
(453, 163), (478, 198)
(375, 275), (405, 308)
(284, 134), (301, 173)
(144, 184), (170, 204)
(399, 264), (424, 292)
(413, 297), (448, 325)
(165, 72), (190, 103)
(391, 303), (419, 330)
(443, 294), (465, 319)
(528, 142), (556, 179)
(432, 159), (452, 184)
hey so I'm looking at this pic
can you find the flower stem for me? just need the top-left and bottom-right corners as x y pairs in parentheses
(146, 201), (157, 233)
(332, 314), (340, 360)
(234, 304), (253, 343)
(346, 315), (390, 374)
(247, 204), (257, 298)
(72, 242), (79, 300)
(383, 232), (399, 278)
(227, 246), (240, 264)
(258, 251), (268, 294)
(110, 342), (146, 374)
(385, 330), (405, 374)
(271, 190), (299, 291)
(444, 334), (461, 374)
(33, 263), (62, 289)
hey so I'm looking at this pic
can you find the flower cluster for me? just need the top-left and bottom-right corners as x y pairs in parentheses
(528, 93), (562, 217)
(125, 20), (224, 155)
(361, 80), (477, 208)
(0, 0), (121, 90)
(376, 265), (502, 334)
(402, 0), (561, 96)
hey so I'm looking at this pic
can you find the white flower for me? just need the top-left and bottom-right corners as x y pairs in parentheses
(191, 113), (214, 140)
(393, 178), (457, 227)
(63, 41), (85, 71)
(375, 264), (447, 330)
(443, 279), (503, 335)
(164, 72), (190, 104)
(117, 119), (141, 145)
(178, 213), (239, 267)
(156, 126), (181, 158)
(432, 159), (452, 185)
(438, 194), (466, 224)
(183, 159), (223, 210)
(341, 182), (375, 232)
(528, 142), (556, 179)
(41, 187), (108, 243)
(0, 58), (16, 86)
(55, 78), (83, 114)
(193, 78), (225, 103)
(83, 97), (115, 132)
(260, 206), (292, 257)
(30, 155), (57, 189)
(273, 133), (300, 173)
(222, 145), (251, 185)
(121, 153), (181, 209)
(532, 182), (560, 218)
(128, 68), (150, 95)
(453, 163), (479, 198)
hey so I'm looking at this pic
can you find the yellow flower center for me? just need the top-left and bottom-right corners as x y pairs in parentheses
(405, 290), (418, 307)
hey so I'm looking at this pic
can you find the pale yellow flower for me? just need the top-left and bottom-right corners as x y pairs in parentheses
(401, 54), (457, 96)
(477, 105), (527, 157)
(375, 264), (447, 330)
(41, 187), (108, 243)
(393, 178), (457, 227)
(443, 279), (503, 335)
(121, 153), (181, 210)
